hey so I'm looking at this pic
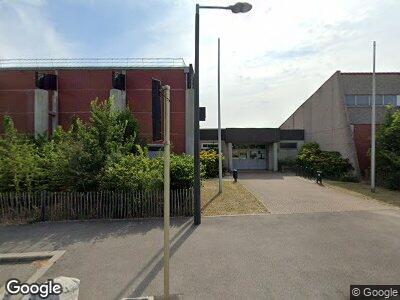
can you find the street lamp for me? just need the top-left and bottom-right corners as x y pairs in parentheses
(193, 2), (252, 225)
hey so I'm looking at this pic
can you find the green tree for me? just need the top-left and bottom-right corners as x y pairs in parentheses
(376, 105), (400, 189)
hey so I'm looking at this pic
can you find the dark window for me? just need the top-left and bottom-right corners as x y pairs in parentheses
(356, 95), (370, 106)
(280, 142), (297, 149)
(384, 95), (396, 105)
(345, 95), (356, 106)
(375, 95), (383, 106)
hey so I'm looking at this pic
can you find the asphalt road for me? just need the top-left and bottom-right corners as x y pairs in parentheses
(1, 209), (400, 299)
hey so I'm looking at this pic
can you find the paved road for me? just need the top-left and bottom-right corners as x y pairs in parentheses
(1, 209), (400, 299)
(239, 172), (392, 214)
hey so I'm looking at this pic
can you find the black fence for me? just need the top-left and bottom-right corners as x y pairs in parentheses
(0, 189), (193, 223)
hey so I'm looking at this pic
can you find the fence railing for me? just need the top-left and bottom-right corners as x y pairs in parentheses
(0, 189), (193, 223)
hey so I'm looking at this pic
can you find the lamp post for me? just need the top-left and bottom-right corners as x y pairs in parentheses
(194, 2), (252, 225)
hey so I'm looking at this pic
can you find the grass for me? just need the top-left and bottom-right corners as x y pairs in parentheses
(201, 179), (268, 216)
(325, 180), (400, 208)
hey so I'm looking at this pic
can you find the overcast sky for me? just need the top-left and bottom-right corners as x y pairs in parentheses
(1, 0), (399, 128)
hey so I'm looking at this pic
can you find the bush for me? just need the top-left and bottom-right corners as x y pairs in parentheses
(170, 154), (194, 189)
(296, 142), (353, 179)
(376, 105), (400, 189)
(101, 153), (163, 191)
(200, 150), (222, 178)
(0, 117), (41, 192)
(0, 98), (194, 192)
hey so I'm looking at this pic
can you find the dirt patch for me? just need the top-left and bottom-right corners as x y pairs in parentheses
(201, 179), (268, 216)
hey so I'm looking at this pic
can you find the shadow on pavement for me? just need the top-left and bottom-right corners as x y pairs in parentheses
(0, 218), (191, 254)
(114, 219), (197, 299)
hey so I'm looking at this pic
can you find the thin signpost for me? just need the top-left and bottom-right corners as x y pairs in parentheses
(163, 85), (171, 299)
(218, 38), (223, 193)
(371, 42), (376, 193)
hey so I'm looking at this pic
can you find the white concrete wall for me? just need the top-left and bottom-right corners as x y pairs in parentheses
(34, 89), (49, 136)
(280, 71), (360, 175)
(278, 140), (304, 161)
(109, 89), (127, 111)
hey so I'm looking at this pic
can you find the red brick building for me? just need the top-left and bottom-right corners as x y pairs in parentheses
(0, 58), (194, 154)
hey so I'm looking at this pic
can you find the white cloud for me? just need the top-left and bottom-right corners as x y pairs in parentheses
(0, 0), (76, 58)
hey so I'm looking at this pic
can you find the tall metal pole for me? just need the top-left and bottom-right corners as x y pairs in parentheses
(194, 4), (201, 225)
(371, 41), (376, 193)
(217, 38), (223, 193)
(163, 85), (171, 299)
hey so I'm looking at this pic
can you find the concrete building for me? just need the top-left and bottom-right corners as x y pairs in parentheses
(200, 128), (304, 171)
(0, 58), (194, 154)
(280, 71), (400, 176)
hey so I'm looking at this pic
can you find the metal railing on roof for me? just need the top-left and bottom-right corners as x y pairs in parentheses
(0, 58), (187, 69)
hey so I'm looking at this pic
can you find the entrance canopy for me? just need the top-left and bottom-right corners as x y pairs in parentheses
(200, 128), (304, 144)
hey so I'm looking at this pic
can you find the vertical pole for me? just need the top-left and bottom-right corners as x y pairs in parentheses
(371, 41), (376, 193)
(218, 38), (223, 193)
(194, 4), (201, 225)
(163, 85), (171, 299)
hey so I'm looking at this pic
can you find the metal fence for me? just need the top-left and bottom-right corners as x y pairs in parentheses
(0, 189), (193, 223)
(0, 58), (186, 69)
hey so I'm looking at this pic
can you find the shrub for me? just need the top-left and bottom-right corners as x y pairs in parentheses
(101, 152), (194, 191)
(101, 153), (163, 191)
(0, 98), (195, 192)
(376, 105), (400, 189)
(0, 117), (42, 193)
(297, 142), (353, 179)
(200, 150), (222, 178)
(170, 154), (195, 189)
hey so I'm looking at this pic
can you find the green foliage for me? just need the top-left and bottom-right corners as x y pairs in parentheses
(376, 106), (400, 189)
(296, 142), (353, 179)
(101, 153), (163, 191)
(200, 150), (222, 178)
(170, 154), (194, 189)
(0, 116), (41, 192)
(0, 98), (194, 192)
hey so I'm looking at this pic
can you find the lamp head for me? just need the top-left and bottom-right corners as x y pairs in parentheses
(229, 2), (252, 13)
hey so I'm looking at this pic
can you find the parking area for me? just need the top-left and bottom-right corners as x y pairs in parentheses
(239, 172), (393, 214)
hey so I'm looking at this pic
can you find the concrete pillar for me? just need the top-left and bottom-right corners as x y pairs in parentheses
(34, 89), (49, 136)
(227, 142), (233, 171)
(273, 142), (279, 171)
(268, 144), (273, 171)
(51, 70), (59, 133)
(185, 88), (194, 155)
(51, 90), (58, 133)
(109, 89), (126, 111)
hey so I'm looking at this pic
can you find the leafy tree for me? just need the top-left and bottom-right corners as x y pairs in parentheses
(376, 105), (400, 189)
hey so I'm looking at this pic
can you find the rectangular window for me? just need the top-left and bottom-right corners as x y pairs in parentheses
(384, 95), (397, 106)
(356, 95), (370, 106)
(345, 95), (356, 106)
(375, 95), (383, 106)
(280, 142), (297, 149)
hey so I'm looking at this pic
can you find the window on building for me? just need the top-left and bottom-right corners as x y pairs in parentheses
(356, 95), (370, 106)
(375, 95), (384, 106)
(345, 95), (356, 106)
(384, 95), (397, 106)
(201, 142), (218, 151)
(280, 142), (297, 149)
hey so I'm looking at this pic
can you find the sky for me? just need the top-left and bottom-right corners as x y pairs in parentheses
(1, 0), (400, 128)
